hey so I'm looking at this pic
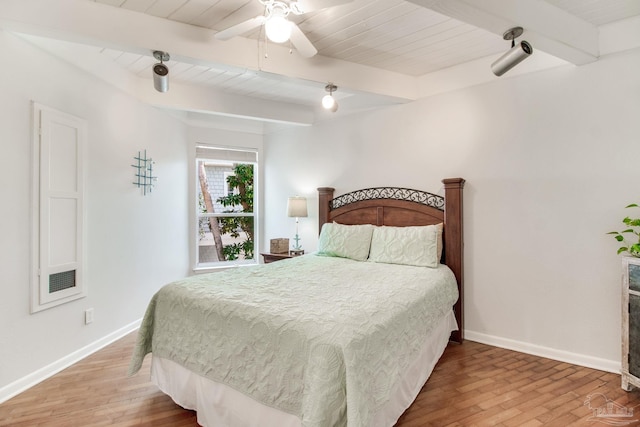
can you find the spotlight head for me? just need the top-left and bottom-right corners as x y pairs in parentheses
(491, 27), (533, 76)
(491, 41), (533, 76)
(153, 63), (169, 92)
(152, 51), (170, 93)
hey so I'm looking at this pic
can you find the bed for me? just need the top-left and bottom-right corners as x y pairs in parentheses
(129, 178), (465, 427)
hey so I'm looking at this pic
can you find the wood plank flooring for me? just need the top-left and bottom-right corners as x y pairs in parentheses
(1, 332), (639, 426)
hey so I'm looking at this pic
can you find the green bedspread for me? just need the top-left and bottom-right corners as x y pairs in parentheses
(129, 254), (458, 427)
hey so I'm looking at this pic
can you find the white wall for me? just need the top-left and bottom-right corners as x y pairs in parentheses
(0, 30), (190, 399)
(1, 21), (636, 400)
(264, 48), (640, 371)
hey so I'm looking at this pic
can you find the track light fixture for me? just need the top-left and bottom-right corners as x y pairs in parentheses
(322, 84), (338, 113)
(152, 50), (170, 93)
(491, 27), (533, 76)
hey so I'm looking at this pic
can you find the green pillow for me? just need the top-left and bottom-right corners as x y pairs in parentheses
(368, 224), (443, 268)
(317, 223), (374, 261)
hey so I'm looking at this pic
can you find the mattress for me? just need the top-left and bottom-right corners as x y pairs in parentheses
(129, 254), (459, 427)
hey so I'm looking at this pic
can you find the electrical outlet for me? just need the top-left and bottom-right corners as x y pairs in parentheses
(85, 308), (94, 325)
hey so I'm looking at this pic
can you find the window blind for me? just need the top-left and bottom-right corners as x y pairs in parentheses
(196, 145), (257, 163)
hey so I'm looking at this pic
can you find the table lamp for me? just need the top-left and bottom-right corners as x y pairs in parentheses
(287, 196), (307, 255)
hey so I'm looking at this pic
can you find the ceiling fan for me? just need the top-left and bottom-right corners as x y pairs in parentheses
(214, 0), (353, 58)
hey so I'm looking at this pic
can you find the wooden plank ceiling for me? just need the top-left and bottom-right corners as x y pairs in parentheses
(1, 0), (639, 127)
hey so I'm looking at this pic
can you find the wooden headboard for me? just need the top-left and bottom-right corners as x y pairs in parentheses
(317, 178), (465, 343)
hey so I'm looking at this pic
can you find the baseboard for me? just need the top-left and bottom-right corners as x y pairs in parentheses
(465, 330), (620, 374)
(0, 319), (141, 404)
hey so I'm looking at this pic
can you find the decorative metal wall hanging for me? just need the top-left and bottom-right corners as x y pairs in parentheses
(132, 150), (157, 195)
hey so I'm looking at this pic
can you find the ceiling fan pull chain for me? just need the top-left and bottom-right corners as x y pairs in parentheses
(258, 22), (268, 60)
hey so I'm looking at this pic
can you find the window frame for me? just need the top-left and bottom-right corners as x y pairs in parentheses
(194, 145), (258, 271)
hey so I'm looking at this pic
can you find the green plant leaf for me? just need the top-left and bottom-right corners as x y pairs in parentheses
(609, 204), (640, 255)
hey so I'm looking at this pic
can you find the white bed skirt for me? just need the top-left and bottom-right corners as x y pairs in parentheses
(151, 310), (458, 427)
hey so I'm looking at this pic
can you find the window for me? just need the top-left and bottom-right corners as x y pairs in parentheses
(195, 145), (257, 268)
(223, 171), (237, 197)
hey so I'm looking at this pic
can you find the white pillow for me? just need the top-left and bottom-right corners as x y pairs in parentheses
(368, 224), (443, 268)
(317, 223), (374, 261)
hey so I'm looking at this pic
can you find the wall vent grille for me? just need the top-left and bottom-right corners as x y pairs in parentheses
(49, 270), (76, 293)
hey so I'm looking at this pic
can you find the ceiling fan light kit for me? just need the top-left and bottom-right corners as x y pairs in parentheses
(215, 0), (353, 58)
(491, 27), (533, 76)
(264, 4), (292, 43)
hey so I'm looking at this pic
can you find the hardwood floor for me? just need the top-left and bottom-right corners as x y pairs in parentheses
(1, 332), (639, 426)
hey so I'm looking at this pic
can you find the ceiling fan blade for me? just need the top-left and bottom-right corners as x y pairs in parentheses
(290, 23), (318, 58)
(293, 0), (353, 14)
(215, 15), (266, 41)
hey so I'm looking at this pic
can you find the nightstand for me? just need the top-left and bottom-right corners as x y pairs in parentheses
(261, 252), (294, 264)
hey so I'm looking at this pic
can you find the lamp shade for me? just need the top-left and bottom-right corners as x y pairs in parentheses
(265, 9), (292, 43)
(287, 196), (308, 218)
(322, 94), (338, 112)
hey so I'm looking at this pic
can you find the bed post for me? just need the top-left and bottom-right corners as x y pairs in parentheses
(443, 178), (465, 343)
(317, 187), (335, 234)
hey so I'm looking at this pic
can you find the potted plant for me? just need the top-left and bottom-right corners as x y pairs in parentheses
(608, 203), (640, 257)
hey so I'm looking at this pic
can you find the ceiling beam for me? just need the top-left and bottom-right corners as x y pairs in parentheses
(142, 82), (317, 126)
(17, 32), (315, 126)
(406, 0), (599, 65)
(0, 0), (417, 102)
